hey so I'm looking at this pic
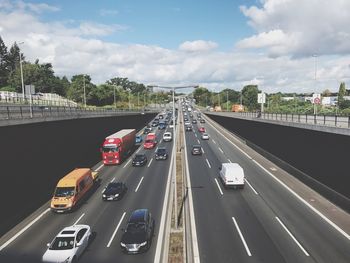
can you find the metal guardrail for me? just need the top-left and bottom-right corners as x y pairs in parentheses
(0, 105), (154, 120)
(0, 96), (77, 107)
(220, 111), (350, 129)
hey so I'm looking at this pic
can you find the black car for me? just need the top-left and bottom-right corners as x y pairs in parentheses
(132, 154), (148, 166)
(200, 119), (205, 123)
(155, 147), (168, 160)
(191, 145), (202, 155)
(151, 121), (159, 127)
(143, 127), (152, 135)
(185, 125), (192, 131)
(102, 182), (127, 201)
(192, 119), (197, 124)
(120, 209), (154, 254)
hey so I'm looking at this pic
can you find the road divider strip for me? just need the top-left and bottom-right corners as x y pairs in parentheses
(214, 178), (224, 195)
(244, 179), (258, 195)
(232, 217), (252, 257)
(73, 213), (85, 225)
(275, 216), (309, 256)
(0, 208), (50, 251)
(107, 212), (126, 248)
(135, 177), (144, 192)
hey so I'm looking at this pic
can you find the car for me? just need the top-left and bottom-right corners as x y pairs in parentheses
(200, 119), (205, 123)
(185, 125), (192, 131)
(120, 209), (154, 254)
(191, 145), (202, 155)
(169, 121), (174, 128)
(163, 132), (172, 142)
(158, 122), (166, 129)
(219, 163), (245, 189)
(132, 154), (148, 166)
(143, 127), (152, 135)
(151, 121), (159, 127)
(155, 147), (168, 160)
(201, 133), (209, 140)
(198, 127), (205, 133)
(42, 225), (91, 263)
(184, 117), (188, 122)
(102, 182), (127, 201)
(135, 135), (143, 144)
(192, 119), (197, 124)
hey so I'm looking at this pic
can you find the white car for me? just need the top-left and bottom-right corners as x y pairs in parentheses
(184, 121), (191, 126)
(201, 133), (209, 140)
(163, 132), (172, 142)
(42, 225), (91, 263)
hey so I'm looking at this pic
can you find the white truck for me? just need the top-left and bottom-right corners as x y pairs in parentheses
(219, 163), (245, 189)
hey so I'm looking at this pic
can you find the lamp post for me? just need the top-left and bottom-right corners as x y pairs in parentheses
(313, 54), (318, 115)
(113, 85), (116, 109)
(18, 42), (25, 101)
(83, 74), (86, 107)
(226, 90), (229, 111)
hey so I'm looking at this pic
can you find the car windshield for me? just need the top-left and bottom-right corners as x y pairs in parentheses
(157, 149), (166, 154)
(135, 155), (145, 160)
(54, 187), (75, 197)
(108, 183), (122, 190)
(50, 237), (75, 250)
(102, 146), (118, 153)
(145, 140), (153, 143)
(126, 223), (146, 234)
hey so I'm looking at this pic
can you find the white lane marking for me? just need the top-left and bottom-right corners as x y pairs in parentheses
(232, 217), (252, 257)
(147, 158), (153, 168)
(0, 208), (50, 251)
(275, 217), (310, 256)
(197, 139), (200, 144)
(201, 147), (205, 154)
(214, 178), (223, 195)
(206, 158), (211, 168)
(206, 117), (350, 241)
(244, 179), (258, 195)
(160, 139), (163, 143)
(107, 212), (126, 248)
(110, 177), (115, 183)
(218, 147), (224, 154)
(136, 147), (141, 153)
(95, 164), (104, 172)
(135, 177), (144, 192)
(123, 159), (131, 168)
(227, 159), (232, 163)
(73, 213), (85, 225)
(194, 133), (198, 137)
(155, 147), (158, 151)
(212, 139), (216, 144)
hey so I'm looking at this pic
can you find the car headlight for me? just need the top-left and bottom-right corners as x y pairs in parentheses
(140, 241), (147, 246)
(66, 203), (72, 208)
(120, 242), (126, 247)
(102, 194), (106, 198)
(114, 194), (119, 197)
(103, 156), (107, 159)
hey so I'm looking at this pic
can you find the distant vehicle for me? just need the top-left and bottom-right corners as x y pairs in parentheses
(120, 209), (154, 254)
(201, 133), (209, 140)
(185, 125), (192, 131)
(198, 127), (205, 133)
(101, 129), (136, 165)
(188, 107), (192, 112)
(151, 121), (159, 127)
(184, 121), (191, 126)
(200, 119), (205, 123)
(214, 106), (222, 112)
(132, 154), (148, 166)
(231, 104), (244, 112)
(158, 114), (163, 119)
(155, 147), (168, 160)
(169, 120), (174, 128)
(163, 132), (172, 142)
(158, 122), (166, 129)
(143, 127), (152, 135)
(144, 133), (157, 149)
(42, 224), (91, 263)
(50, 168), (98, 213)
(191, 145), (202, 155)
(102, 182), (127, 201)
(219, 163), (245, 189)
(184, 117), (188, 121)
(135, 135), (143, 144)
(192, 119), (197, 124)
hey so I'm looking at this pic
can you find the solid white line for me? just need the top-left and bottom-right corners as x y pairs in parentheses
(212, 139), (216, 144)
(110, 177), (115, 183)
(147, 158), (153, 168)
(73, 213), (85, 225)
(95, 164), (104, 172)
(275, 216), (310, 256)
(207, 116), (350, 241)
(123, 159), (131, 168)
(0, 208), (50, 251)
(214, 178), (224, 195)
(218, 147), (224, 154)
(155, 147), (159, 151)
(201, 147), (205, 154)
(232, 217), (252, 257)
(197, 139), (200, 144)
(135, 177), (144, 192)
(136, 147), (141, 153)
(160, 139), (163, 144)
(107, 212), (126, 248)
(194, 133), (198, 137)
(206, 158), (211, 168)
(227, 159), (232, 163)
(244, 179), (258, 195)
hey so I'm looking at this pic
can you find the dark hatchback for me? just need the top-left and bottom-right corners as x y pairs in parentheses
(143, 127), (152, 135)
(102, 182), (127, 201)
(191, 145), (202, 155)
(132, 154), (147, 166)
(155, 147), (168, 160)
(120, 209), (154, 254)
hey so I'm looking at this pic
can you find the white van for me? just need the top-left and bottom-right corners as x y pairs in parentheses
(219, 163), (245, 189)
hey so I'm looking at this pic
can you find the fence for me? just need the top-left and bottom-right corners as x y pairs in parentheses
(0, 95), (78, 107)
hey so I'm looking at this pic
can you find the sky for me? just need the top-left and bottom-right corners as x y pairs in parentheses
(1, 0), (350, 94)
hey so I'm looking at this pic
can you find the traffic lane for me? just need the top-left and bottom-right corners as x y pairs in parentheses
(185, 132), (289, 263)
(80, 141), (172, 262)
(0, 162), (124, 263)
(203, 116), (350, 262)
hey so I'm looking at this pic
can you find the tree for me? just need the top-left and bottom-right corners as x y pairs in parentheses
(0, 36), (9, 87)
(241, 85), (259, 111)
(67, 75), (95, 105)
(322, 89), (332, 97)
(338, 82), (348, 109)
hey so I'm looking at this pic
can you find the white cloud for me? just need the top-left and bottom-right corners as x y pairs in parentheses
(99, 9), (119, 16)
(0, 0), (60, 13)
(179, 40), (218, 52)
(238, 0), (350, 57)
(79, 22), (127, 36)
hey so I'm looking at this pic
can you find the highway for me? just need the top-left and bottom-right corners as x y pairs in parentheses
(184, 111), (350, 263)
(0, 123), (173, 263)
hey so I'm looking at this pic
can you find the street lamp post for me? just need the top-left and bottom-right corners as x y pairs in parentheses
(18, 42), (25, 101)
(226, 90), (229, 111)
(83, 74), (86, 107)
(113, 85), (116, 109)
(313, 54), (318, 115)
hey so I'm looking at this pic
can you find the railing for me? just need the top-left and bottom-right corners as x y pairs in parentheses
(214, 111), (350, 129)
(0, 105), (154, 121)
(0, 96), (78, 107)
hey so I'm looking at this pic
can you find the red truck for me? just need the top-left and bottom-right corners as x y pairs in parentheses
(101, 129), (136, 165)
(143, 133), (157, 149)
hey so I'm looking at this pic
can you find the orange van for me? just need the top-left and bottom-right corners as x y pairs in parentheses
(50, 168), (97, 213)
